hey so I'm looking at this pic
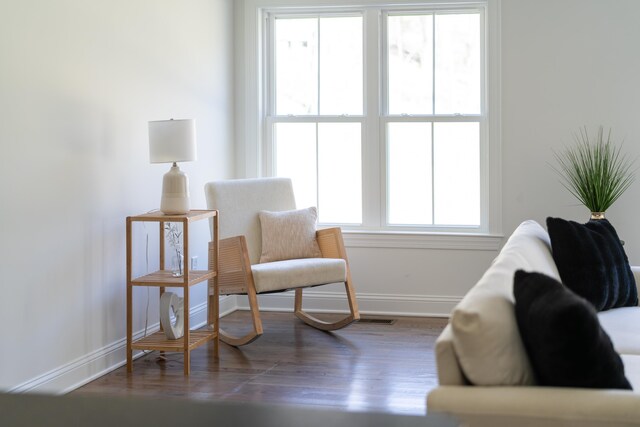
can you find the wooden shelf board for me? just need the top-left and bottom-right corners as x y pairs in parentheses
(129, 210), (217, 223)
(130, 270), (216, 287)
(131, 330), (217, 352)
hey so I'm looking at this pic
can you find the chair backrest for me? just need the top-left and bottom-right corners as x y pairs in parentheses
(204, 177), (296, 264)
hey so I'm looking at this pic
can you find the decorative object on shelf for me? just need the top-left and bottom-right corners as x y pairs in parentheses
(148, 118), (197, 215)
(171, 254), (184, 278)
(159, 292), (185, 340)
(165, 222), (184, 277)
(552, 126), (635, 220)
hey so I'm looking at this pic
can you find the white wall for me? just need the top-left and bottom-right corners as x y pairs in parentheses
(234, 0), (640, 317)
(5, 0), (640, 393)
(0, 0), (235, 392)
(501, 0), (640, 260)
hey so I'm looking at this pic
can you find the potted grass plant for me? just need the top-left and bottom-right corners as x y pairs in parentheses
(553, 126), (635, 220)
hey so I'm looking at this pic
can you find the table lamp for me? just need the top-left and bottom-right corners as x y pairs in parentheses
(148, 119), (197, 215)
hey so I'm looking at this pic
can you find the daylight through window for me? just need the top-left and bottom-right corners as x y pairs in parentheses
(265, 5), (486, 231)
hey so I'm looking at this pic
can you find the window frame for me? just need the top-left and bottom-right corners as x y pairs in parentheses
(263, 11), (367, 227)
(240, 0), (502, 246)
(381, 7), (486, 232)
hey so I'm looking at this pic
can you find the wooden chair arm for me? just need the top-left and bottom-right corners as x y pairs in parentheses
(316, 227), (348, 261)
(209, 236), (253, 295)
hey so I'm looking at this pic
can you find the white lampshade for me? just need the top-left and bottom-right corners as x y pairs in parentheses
(148, 119), (197, 215)
(148, 119), (197, 163)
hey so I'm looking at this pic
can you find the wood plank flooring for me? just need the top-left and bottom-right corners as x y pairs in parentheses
(74, 311), (447, 416)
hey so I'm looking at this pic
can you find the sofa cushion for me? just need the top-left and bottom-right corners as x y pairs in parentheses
(514, 270), (632, 390)
(258, 207), (322, 263)
(546, 217), (638, 311)
(598, 307), (640, 355)
(620, 355), (640, 391)
(450, 220), (557, 386)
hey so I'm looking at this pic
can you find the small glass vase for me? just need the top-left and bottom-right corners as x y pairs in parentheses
(590, 212), (606, 220)
(171, 253), (184, 277)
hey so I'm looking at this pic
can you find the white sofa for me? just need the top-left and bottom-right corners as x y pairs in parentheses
(427, 220), (640, 427)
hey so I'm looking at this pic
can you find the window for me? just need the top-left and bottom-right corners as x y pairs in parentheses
(263, 3), (495, 234)
(268, 14), (364, 224)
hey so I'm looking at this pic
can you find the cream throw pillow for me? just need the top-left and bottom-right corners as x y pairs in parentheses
(259, 207), (322, 263)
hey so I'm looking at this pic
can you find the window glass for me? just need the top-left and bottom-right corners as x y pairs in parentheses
(275, 18), (318, 115)
(434, 13), (481, 114)
(387, 122), (433, 225)
(320, 17), (363, 115)
(388, 14), (434, 115)
(274, 122), (318, 210)
(275, 16), (363, 116)
(318, 123), (362, 223)
(433, 122), (480, 225)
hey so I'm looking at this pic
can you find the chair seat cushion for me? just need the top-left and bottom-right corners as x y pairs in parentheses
(251, 258), (347, 293)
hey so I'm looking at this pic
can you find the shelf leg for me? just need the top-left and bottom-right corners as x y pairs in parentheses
(183, 285), (190, 375)
(213, 213), (220, 359)
(159, 286), (165, 359)
(184, 350), (191, 375)
(126, 283), (132, 373)
(213, 282), (220, 359)
(212, 293), (219, 359)
(126, 217), (133, 373)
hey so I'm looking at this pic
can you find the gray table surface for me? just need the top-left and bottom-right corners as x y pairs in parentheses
(0, 393), (458, 427)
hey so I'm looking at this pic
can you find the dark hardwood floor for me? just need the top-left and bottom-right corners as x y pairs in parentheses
(74, 311), (447, 416)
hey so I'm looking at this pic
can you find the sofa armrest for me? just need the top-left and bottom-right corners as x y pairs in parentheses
(632, 266), (640, 306)
(428, 386), (640, 427)
(435, 324), (469, 386)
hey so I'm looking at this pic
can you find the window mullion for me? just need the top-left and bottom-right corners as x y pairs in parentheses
(315, 122), (320, 214)
(315, 17), (321, 211)
(432, 13), (436, 115)
(363, 8), (381, 229)
(431, 123), (435, 225)
(265, 14), (276, 176)
(431, 14), (436, 225)
(316, 17), (321, 115)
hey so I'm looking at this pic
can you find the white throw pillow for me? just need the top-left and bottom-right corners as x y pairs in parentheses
(259, 207), (322, 263)
(450, 220), (556, 386)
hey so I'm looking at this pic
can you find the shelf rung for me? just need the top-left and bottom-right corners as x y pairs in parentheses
(131, 330), (217, 352)
(130, 270), (216, 287)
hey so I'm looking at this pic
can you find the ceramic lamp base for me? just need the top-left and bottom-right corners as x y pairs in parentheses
(160, 163), (190, 215)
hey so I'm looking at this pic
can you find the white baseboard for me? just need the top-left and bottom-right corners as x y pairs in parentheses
(9, 295), (237, 394)
(237, 290), (459, 318)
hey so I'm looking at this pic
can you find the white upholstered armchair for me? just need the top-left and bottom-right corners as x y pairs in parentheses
(205, 177), (359, 346)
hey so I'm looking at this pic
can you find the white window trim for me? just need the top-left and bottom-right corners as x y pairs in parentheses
(236, 0), (502, 248)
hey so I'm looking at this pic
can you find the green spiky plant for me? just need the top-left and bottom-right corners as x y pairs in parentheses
(552, 126), (635, 216)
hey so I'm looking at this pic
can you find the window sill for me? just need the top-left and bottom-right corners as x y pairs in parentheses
(341, 230), (503, 251)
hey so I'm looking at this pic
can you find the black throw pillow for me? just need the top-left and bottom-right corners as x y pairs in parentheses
(546, 217), (638, 311)
(513, 270), (632, 389)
